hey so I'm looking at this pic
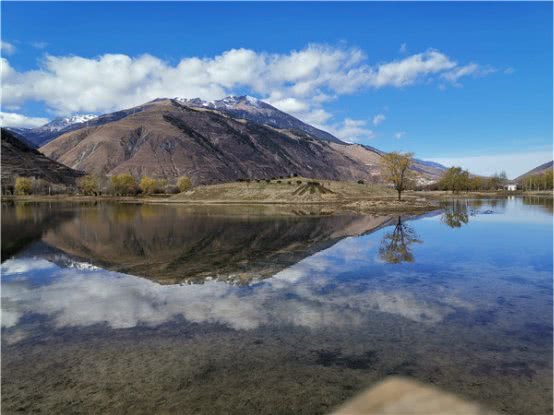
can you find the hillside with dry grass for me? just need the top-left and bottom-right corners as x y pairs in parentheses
(171, 177), (396, 204)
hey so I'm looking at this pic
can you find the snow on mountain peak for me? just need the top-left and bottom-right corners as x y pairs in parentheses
(173, 95), (264, 109)
(43, 114), (97, 131)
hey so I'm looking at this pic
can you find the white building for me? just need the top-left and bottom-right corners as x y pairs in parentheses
(504, 183), (517, 191)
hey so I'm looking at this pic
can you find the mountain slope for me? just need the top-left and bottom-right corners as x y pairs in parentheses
(516, 161), (553, 180)
(1, 128), (84, 187)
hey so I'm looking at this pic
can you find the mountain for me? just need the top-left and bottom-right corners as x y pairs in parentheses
(516, 161), (553, 180)
(38, 97), (445, 185)
(8, 114), (97, 147)
(1, 128), (84, 188)
(175, 95), (343, 143)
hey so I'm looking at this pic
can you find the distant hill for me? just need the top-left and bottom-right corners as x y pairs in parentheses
(7, 115), (98, 147)
(1, 128), (84, 189)
(24, 97), (445, 185)
(516, 161), (553, 180)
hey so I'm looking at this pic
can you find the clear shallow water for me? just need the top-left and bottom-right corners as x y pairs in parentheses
(1, 197), (552, 414)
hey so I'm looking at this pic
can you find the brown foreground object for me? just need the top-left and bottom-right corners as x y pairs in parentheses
(331, 377), (497, 415)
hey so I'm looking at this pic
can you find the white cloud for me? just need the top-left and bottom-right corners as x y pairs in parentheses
(326, 118), (374, 143)
(30, 41), (48, 49)
(1, 41), (16, 55)
(442, 63), (496, 85)
(0, 44), (493, 142)
(0, 112), (49, 128)
(370, 50), (457, 88)
(372, 114), (386, 126)
(428, 149), (553, 179)
(394, 131), (406, 139)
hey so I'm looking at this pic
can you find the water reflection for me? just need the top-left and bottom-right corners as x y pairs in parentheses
(441, 200), (471, 228)
(522, 195), (554, 214)
(3, 203), (402, 284)
(1, 202), (76, 260)
(378, 217), (421, 263)
(1, 197), (552, 415)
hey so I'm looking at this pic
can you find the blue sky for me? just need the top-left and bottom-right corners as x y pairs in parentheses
(1, 2), (552, 178)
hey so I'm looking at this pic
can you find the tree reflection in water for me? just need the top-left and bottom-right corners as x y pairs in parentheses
(441, 200), (470, 228)
(379, 217), (421, 264)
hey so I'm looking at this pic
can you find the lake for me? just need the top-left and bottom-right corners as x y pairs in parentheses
(1, 197), (552, 414)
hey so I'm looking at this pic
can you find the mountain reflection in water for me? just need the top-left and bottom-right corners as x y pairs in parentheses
(3, 203), (412, 283)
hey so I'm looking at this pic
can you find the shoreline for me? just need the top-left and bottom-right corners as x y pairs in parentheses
(2, 193), (441, 214)
(5, 190), (551, 215)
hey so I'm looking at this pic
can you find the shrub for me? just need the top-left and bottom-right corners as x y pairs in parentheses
(78, 175), (99, 195)
(140, 176), (160, 195)
(265, 179), (271, 183)
(177, 176), (193, 192)
(357, 180), (365, 185)
(296, 180), (302, 185)
(15, 177), (33, 195)
(277, 180), (282, 183)
(110, 173), (138, 196)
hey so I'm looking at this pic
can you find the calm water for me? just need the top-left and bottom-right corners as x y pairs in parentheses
(1, 197), (552, 414)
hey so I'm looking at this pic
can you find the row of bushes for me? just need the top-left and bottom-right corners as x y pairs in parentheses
(80, 174), (193, 196)
(10, 174), (194, 196)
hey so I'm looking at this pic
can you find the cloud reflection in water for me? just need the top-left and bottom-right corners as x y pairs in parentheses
(2, 234), (474, 338)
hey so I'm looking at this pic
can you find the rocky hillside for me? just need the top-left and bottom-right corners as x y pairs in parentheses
(516, 160), (553, 180)
(37, 97), (445, 185)
(1, 128), (84, 187)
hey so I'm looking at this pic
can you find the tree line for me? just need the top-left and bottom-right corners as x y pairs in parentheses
(517, 170), (553, 191)
(379, 153), (512, 198)
(432, 168), (509, 192)
(12, 174), (193, 196)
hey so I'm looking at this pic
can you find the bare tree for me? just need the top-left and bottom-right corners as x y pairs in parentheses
(380, 152), (414, 201)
